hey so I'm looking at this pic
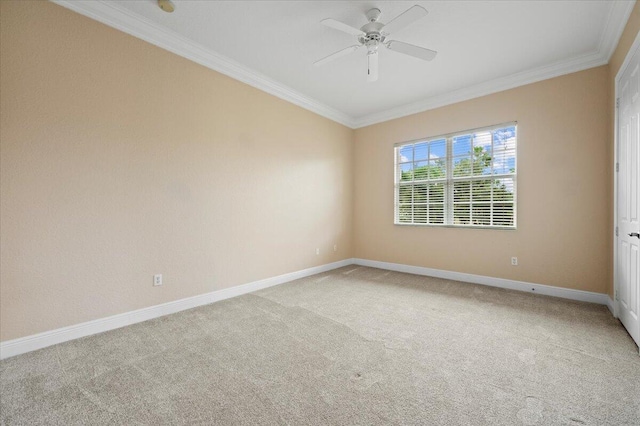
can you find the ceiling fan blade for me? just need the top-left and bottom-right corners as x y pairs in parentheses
(386, 40), (437, 61)
(367, 52), (379, 82)
(321, 18), (365, 37)
(314, 45), (361, 67)
(382, 5), (428, 36)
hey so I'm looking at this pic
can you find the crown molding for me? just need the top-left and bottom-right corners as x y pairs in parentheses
(353, 0), (635, 128)
(51, 0), (634, 130)
(602, 0), (636, 62)
(351, 51), (608, 128)
(50, 0), (356, 128)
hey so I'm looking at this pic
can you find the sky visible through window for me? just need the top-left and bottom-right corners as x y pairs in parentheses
(398, 126), (516, 176)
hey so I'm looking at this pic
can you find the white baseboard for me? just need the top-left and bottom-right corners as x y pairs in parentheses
(353, 258), (610, 306)
(0, 258), (354, 360)
(1, 257), (613, 360)
(607, 296), (616, 317)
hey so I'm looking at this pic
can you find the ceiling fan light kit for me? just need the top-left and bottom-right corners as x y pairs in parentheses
(315, 5), (437, 82)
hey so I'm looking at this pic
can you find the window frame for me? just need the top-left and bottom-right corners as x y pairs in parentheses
(394, 122), (517, 230)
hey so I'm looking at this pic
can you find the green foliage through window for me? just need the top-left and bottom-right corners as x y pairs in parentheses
(395, 124), (516, 228)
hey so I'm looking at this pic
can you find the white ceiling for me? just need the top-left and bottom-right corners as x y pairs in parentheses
(54, 0), (635, 128)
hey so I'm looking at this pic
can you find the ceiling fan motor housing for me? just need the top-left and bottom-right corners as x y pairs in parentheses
(359, 20), (385, 52)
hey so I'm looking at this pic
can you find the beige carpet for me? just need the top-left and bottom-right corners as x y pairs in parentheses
(1, 266), (639, 425)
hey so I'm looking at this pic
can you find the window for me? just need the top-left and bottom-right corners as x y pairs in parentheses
(395, 123), (517, 228)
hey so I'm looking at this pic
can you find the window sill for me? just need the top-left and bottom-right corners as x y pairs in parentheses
(393, 222), (516, 230)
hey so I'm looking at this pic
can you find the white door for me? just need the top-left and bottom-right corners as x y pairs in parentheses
(617, 41), (640, 349)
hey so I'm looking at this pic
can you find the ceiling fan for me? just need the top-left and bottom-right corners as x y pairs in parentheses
(314, 5), (437, 82)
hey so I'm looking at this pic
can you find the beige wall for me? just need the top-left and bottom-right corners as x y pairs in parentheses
(608, 2), (640, 297)
(0, 1), (353, 341)
(353, 67), (611, 293)
(2, 0), (637, 343)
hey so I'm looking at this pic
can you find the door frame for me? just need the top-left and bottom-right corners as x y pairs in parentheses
(614, 30), (640, 323)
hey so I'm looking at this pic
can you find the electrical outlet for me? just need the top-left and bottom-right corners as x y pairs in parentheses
(511, 257), (518, 266)
(153, 274), (163, 286)
(334, 244), (338, 252)
(316, 248), (320, 255)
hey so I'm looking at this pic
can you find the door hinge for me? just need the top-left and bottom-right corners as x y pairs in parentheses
(616, 97), (620, 108)
(615, 290), (618, 301)
(616, 162), (619, 172)
(616, 226), (619, 237)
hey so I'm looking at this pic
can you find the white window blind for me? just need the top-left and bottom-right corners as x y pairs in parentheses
(394, 123), (517, 228)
